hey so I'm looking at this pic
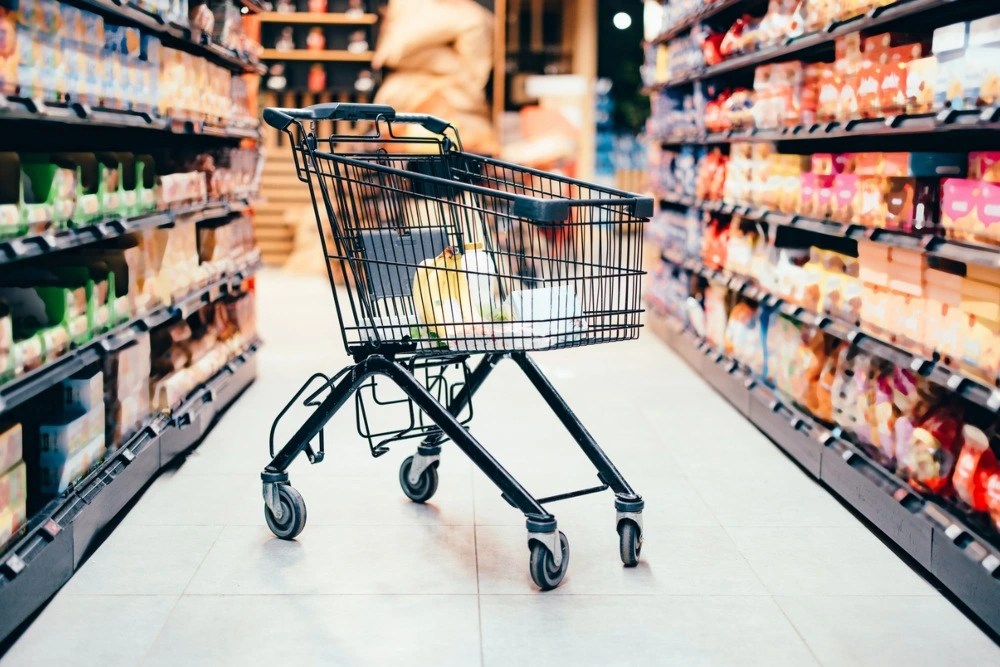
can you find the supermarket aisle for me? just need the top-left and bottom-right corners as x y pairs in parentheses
(3, 270), (997, 667)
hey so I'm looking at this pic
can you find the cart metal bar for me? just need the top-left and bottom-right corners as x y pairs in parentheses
(510, 351), (641, 500)
(537, 484), (611, 505)
(421, 352), (504, 448)
(265, 354), (554, 522)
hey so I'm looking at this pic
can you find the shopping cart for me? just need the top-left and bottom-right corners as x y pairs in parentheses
(260, 103), (653, 589)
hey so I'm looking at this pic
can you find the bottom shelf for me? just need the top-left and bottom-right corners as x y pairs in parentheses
(649, 315), (1000, 636)
(0, 342), (260, 643)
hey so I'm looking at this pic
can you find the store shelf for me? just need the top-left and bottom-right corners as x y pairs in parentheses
(0, 198), (252, 268)
(660, 254), (1000, 416)
(0, 95), (261, 139)
(258, 11), (379, 24)
(0, 340), (260, 642)
(260, 49), (374, 62)
(0, 261), (260, 418)
(653, 108), (1000, 146)
(66, 0), (264, 74)
(657, 192), (1000, 271)
(649, 0), (750, 45)
(650, 314), (1000, 634)
(649, 0), (986, 90)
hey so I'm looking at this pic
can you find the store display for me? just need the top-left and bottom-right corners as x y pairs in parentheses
(0, 0), (263, 644)
(646, 0), (1000, 634)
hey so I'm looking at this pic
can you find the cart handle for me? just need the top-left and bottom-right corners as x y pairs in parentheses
(263, 103), (451, 135)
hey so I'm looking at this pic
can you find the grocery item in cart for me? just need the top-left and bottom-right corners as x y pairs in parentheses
(412, 242), (501, 340)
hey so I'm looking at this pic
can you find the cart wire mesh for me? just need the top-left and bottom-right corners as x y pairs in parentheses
(288, 117), (651, 357)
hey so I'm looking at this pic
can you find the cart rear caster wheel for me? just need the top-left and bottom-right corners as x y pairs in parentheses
(265, 485), (307, 540)
(618, 520), (642, 567)
(529, 531), (570, 590)
(399, 455), (438, 503)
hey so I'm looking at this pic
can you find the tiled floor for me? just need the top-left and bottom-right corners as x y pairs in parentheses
(3, 271), (998, 666)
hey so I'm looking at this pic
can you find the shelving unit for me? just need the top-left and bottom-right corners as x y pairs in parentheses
(647, 312), (1000, 635)
(0, 0), (265, 643)
(69, 0), (266, 74)
(645, 0), (1000, 635)
(0, 339), (259, 642)
(646, 0), (997, 91)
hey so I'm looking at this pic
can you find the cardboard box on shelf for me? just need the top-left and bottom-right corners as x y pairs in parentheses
(37, 433), (106, 496)
(0, 422), (22, 475)
(61, 368), (103, 414)
(0, 461), (26, 510)
(38, 406), (105, 459)
(0, 500), (26, 545)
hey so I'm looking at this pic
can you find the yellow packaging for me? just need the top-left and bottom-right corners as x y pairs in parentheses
(0, 422), (22, 474)
(962, 278), (1000, 321)
(0, 500), (26, 545)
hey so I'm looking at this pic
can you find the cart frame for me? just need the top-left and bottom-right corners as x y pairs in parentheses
(260, 103), (651, 589)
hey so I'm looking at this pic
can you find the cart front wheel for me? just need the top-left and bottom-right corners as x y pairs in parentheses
(529, 531), (569, 590)
(265, 485), (307, 540)
(618, 520), (642, 567)
(399, 455), (439, 503)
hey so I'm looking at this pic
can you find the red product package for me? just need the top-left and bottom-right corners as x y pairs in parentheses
(988, 473), (1000, 532)
(897, 403), (965, 495)
(953, 425), (999, 511)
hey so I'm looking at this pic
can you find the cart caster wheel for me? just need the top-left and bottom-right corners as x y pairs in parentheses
(265, 485), (307, 540)
(529, 531), (569, 591)
(399, 455), (438, 503)
(618, 520), (642, 567)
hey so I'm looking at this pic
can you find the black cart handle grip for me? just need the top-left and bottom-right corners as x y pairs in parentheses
(263, 103), (451, 134)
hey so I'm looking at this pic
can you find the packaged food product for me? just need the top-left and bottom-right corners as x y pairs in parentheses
(952, 426), (998, 511)
(0, 422), (22, 475)
(38, 432), (106, 495)
(897, 403), (964, 495)
(0, 460), (26, 510)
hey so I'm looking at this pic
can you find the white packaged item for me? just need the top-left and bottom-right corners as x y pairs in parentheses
(62, 369), (104, 413)
(509, 285), (586, 348)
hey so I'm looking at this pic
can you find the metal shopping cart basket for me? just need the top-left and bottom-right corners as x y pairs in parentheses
(261, 103), (653, 589)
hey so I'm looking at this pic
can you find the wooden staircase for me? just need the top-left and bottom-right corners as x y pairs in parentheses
(254, 146), (311, 265)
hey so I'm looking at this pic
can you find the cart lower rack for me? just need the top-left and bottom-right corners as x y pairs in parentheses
(260, 103), (653, 589)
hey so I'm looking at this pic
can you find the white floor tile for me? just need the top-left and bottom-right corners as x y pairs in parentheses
(776, 595), (1000, 666)
(726, 525), (936, 596)
(143, 595), (481, 667)
(62, 525), (222, 596)
(1, 595), (177, 667)
(186, 524), (478, 595)
(480, 595), (819, 667)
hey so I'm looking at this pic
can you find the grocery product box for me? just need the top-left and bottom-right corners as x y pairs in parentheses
(0, 461), (26, 510)
(0, 500), (26, 545)
(924, 269), (964, 359)
(61, 368), (103, 414)
(905, 57), (937, 114)
(38, 433), (106, 496)
(961, 277), (1000, 322)
(941, 178), (1000, 244)
(0, 422), (22, 475)
(968, 152), (1000, 183)
(857, 242), (891, 287)
(38, 406), (104, 458)
(853, 152), (965, 177)
(893, 292), (926, 350)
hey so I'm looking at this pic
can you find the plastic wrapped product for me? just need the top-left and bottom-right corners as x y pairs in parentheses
(897, 403), (964, 495)
(952, 425), (998, 511)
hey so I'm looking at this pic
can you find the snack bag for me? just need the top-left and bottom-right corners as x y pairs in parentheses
(952, 426), (998, 511)
(897, 403), (964, 495)
(412, 242), (500, 340)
